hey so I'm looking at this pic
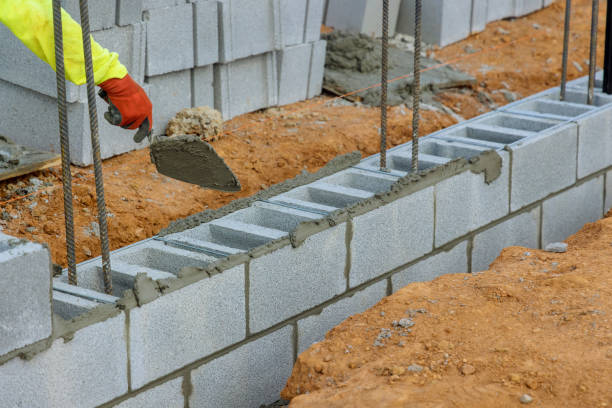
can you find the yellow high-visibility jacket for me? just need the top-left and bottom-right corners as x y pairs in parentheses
(0, 0), (127, 85)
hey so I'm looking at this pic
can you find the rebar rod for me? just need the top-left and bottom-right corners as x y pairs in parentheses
(411, 0), (422, 173)
(380, 0), (389, 171)
(560, 0), (572, 101)
(79, 0), (112, 294)
(52, 0), (77, 285)
(603, 0), (612, 93)
(588, 0), (600, 105)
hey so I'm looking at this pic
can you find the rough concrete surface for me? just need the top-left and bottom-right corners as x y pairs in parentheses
(322, 31), (475, 106)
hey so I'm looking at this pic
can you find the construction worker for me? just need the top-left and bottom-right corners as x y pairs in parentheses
(0, 0), (153, 132)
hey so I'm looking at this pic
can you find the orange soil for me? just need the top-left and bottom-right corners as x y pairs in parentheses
(0, 0), (605, 266)
(282, 215), (612, 408)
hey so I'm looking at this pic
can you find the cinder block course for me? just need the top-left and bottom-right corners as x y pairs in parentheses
(218, 0), (277, 62)
(0, 313), (127, 407)
(305, 0), (325, 42)
(0, 234), (51, 357)
(509, 123), (578, 211)
(308, 40), (327, 99)
(190, 325), (294, 408)
(117, 0), (144, 26)
(435, 151), (510, 247)
(326, 0), (401, 38)
(397, 0), (472, 47)
(391, 241), (468, 291)
(279, 0), (308, 46)
(147, 69), (192, 136)
(249, 224), (347, 333)
(144, 4), (194, 76)
(350, 187), (434, 287)
(472, 207), (541, 272)
(194, 0), (220, 67)
(193, 65), (215, 108)
(214, 52), (278, 119)
(575, 107), (612, 179)
(298, 280), (387, 353)
(62, 0), (116, 31)
(277, 43), (312, 106)
(542, 176), (604, 245)
(129, 266), (246, 389)
(114, 377), (184, 408)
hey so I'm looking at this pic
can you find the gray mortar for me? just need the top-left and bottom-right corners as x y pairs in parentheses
(323, 31), (476, 106)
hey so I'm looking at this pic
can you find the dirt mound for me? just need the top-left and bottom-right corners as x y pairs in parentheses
(282, 216), (612, 407)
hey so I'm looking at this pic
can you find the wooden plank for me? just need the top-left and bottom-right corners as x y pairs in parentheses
(0, 155), (60, 182)
(0, 136), (61, 181)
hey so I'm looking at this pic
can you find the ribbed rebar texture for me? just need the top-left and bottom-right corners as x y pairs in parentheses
(588, 0), (600, 105)
(560, 0), (572, 101)
(79, 0), (112, 294)
(52, 0), (78, 285)
(380, 0), (389, 171)
(411, 0), (422, 173)
(603, 0), (612, 93)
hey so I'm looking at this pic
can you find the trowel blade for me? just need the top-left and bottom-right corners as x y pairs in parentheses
(149, 134), (241, 192)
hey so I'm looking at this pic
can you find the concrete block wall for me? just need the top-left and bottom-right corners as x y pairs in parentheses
(2, 72), (611, 407)
(0, 0), (326, 165)
(328, 0), (555, 46)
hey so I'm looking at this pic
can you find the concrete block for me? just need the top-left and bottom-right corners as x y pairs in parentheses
(62, 0), (116, 31)
(515, 0), (542, 16)
(472, 207), (540, 272)
(350, 186), (434, 287)
(434, 151), (510, 247)
(305, 0), (326, 42)
(576, 107), (612, 179)
(214, 52), (278, 119)
(249, 224), (347, 333)
(52, 290), (99, 320)
(397, 0), (472, 47)
(326, 0), (401, 38)
(297, 280), (387, 353)
(308, 40), (327, 99)
(0, 313), (127, 407)
(218, 0), (277, 62)
(192, 65), (215, 108)
(542, 177), (604, 245)
(144, 4), (194, 76)
(391, 241), (468, 292)
(190, 325), (294, 408)
(194, 0), (220, 67)
(95, 23), (147, 85)
(487, 0), (515, 22)
(278, 43), (311, 106)
(147, 69), (192, 136)
(0, 234), (51, 357)
(115, 377), (184, 408)
(129, 266), (246, 389)
(471, 0), (488, 33)
(606, 170), (612, 214)
(509, 123), (578, 211)
(143, 0), (183, 10)
(117, 0), (144, 26)
(279, 0), (308, 46)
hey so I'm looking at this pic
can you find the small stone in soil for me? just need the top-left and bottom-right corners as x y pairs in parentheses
(545, 242), (568, 253)
(519, 394), (534, 404)
(407, 364), (423, 372)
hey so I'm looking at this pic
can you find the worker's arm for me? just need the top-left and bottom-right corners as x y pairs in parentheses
(0, 0), (126, 85)
(0, 0), (152, 132)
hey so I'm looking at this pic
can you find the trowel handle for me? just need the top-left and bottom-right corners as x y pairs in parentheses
(98, 89), (151, 143)
(133, 119), (151, 143)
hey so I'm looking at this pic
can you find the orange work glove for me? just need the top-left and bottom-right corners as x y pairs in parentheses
(98, 74), (153, 141)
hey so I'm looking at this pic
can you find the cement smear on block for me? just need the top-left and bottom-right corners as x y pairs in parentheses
(323, 31), (475, 106)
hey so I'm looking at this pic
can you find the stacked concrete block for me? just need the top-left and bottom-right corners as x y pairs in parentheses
(391, 241), (468, 291)
(472, 207), (540, 272)
(397, 0), (472, 47)
(308, 40), (328, 98)
(305, 0), (326, 42)
(129, 265), (246, 389)
(114, 378), (184, 408)
(192, 65), (215, 108)
(541, 176), (604, 245)
(326, 0), (402, 37)
(62, 0), (116, 31)
(471, 0), (489, 33)
(52, 280), (118, 320)
(297, 280), (387, 353)
(194, 0), (220, 67)
(0, 313), (127, 407)
(279, 0), (309, 47)
(278, 43), (313, 106)
(190, 326), (294, 407)
(147, 69), (192, 136)
(486, 0), (516, 22)
(0, 234), (52, 357)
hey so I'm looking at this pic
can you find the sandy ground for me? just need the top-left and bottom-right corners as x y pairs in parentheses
(281, 214), (612, 407)
(0, 0), (606, 266)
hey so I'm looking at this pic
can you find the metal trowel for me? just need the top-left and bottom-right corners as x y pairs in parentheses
(99, 91), (241, 192)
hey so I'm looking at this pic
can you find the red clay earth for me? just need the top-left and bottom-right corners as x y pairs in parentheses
(0, 0), (605, 266)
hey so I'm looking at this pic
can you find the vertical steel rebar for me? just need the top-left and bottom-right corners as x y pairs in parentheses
(588, 0), (600, 105)
(380, 0), (389, 171)
(411, 0), (422, 173)
(79, 0), (112, 294)
(560, 0), (572, 101)
(603, 0), (612, 93)
(52, 0), (77, 285)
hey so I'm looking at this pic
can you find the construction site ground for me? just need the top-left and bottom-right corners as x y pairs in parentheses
(281, 213), (612, 408)
(0, 0), (605, 267)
